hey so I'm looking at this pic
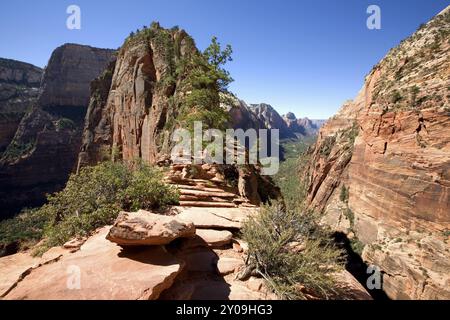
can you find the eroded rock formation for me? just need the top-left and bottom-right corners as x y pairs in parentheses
(0, 58), (42, 152)
(303, 7), (450, 299)
(0, 45), (114, 218)
(78, 25), (198, 167)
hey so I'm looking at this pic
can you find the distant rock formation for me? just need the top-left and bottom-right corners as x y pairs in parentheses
(283, 112), (325, 137)
(303, 6), (450, 299)
(38, 44), (113, 110)
(78, 25), (198, 166)
(0, 58), (43, 152)
(0, 45), (115, 218)
(224, 96), (325, 140)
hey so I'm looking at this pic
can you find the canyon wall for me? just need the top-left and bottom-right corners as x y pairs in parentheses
(0, 58), (42, 152)
(78, 25), (198, 167)
(304, 7), (450, 299)
(0, 45), (114, 218)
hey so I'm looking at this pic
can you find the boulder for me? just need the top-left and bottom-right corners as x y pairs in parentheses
(107, 210), (195, 246)
(181, 229), (233, 249)
(176, 207), (256, 230)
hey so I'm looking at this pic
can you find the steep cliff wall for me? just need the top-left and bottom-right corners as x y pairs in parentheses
(304, 7), (450, 299)
(79, 25), (202, 166)
(0, 45), (114, 218)
(283, 112), (324, 136)
(0, 58), (43, 152)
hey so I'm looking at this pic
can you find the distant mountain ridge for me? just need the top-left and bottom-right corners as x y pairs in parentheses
(225, 96), (325, 139)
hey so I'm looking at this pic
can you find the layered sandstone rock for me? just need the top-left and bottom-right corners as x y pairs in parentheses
(0, 44), (114, 218)
(79, 24), (198, 166)
(1, 227), (183, 300)
(107, 210), (196, 246)
(38, 44), (114, 109)
(304, 7), (450, 299)
(0, 58), (42, 152)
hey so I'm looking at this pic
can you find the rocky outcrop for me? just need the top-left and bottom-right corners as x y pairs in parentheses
(79, 24), (199, 167)
(0, 45), (114, 218)
(0, 193), (370, 300)
(284, 112), (325, 136)
(304, 7), (450, 299)
(38, 44), (114, 110)
(107, 210), (196, 246)
(225, 97), (325, 141)
(249, 103), (296, 139)
(0, 58), (43, 152)
(1, 227), (183, 300)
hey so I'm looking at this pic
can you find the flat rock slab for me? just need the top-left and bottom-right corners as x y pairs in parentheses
(181, 229), (233, 249)
(196, 229), (233, 247)
(0, 246), (72, 297)
(0, 253), (40, 297)
(3, 227), (183, 300)
(217, 257), (244, 275)
(107, 210), (195, 246)
(332, 270), (373, 300)
(175, 207), (257, 230)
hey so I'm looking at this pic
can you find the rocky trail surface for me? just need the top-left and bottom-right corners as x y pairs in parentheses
(0, 163), (371, 300)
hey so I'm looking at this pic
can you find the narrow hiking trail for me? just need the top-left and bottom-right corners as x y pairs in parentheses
(159, 163), (276, 299)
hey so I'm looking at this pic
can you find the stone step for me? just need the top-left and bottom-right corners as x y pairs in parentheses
(173, 184), (226, 193)
(179, 189), (236, 198)
(165, 177), (220, 187)
(179, 201), (237, 208)
(179, 195), (230, 203)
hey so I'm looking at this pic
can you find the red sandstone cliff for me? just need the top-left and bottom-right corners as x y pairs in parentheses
(304, 7), (450, 299)
(0, 45), (114, 218)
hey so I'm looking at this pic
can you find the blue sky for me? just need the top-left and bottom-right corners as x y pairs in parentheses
(0, 0), (448, 119)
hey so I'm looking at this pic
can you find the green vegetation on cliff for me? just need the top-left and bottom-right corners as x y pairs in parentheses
(273, 137), (315, 211)
(125, 23), (232, 133)
(0, 161), (179, 255)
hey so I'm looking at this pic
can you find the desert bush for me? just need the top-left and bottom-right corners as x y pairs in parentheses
(0, 160), (179, 255)
(242, 202), (344, 299)
(390, 90), (402, 104)
(0, 208), (50, 252)
(339, 185), (349, 203)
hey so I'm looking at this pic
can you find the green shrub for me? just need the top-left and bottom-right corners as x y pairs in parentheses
(56, 118), (76, 130)
(349, 237), (365, 256)
(242, 202), (344, 300)
(319, 136), (336, 157)
(0, 208), (50, 251)
(344, 207), (355, 228)
(390, 90), (402, 104)
(123, 162), (180, 211)
(0, 161), (179, 255)
(2, 140), (35, 161)
(339, 185), (349, 203)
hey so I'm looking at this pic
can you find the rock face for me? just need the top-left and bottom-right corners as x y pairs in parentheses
(283, 112), (324, 137)
(0, 58), (43, 152)
(1, 227), (183, 300)
(224, 96), (325, 141)
(107, 210), (196, 246)
(78, 24), (199, 167)
(38, 44), (114, 109)
(304, 7), (450, 300)
(0, 44), (114, 218)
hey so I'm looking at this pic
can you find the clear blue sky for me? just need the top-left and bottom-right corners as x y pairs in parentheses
(0, 0), (448, 119)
